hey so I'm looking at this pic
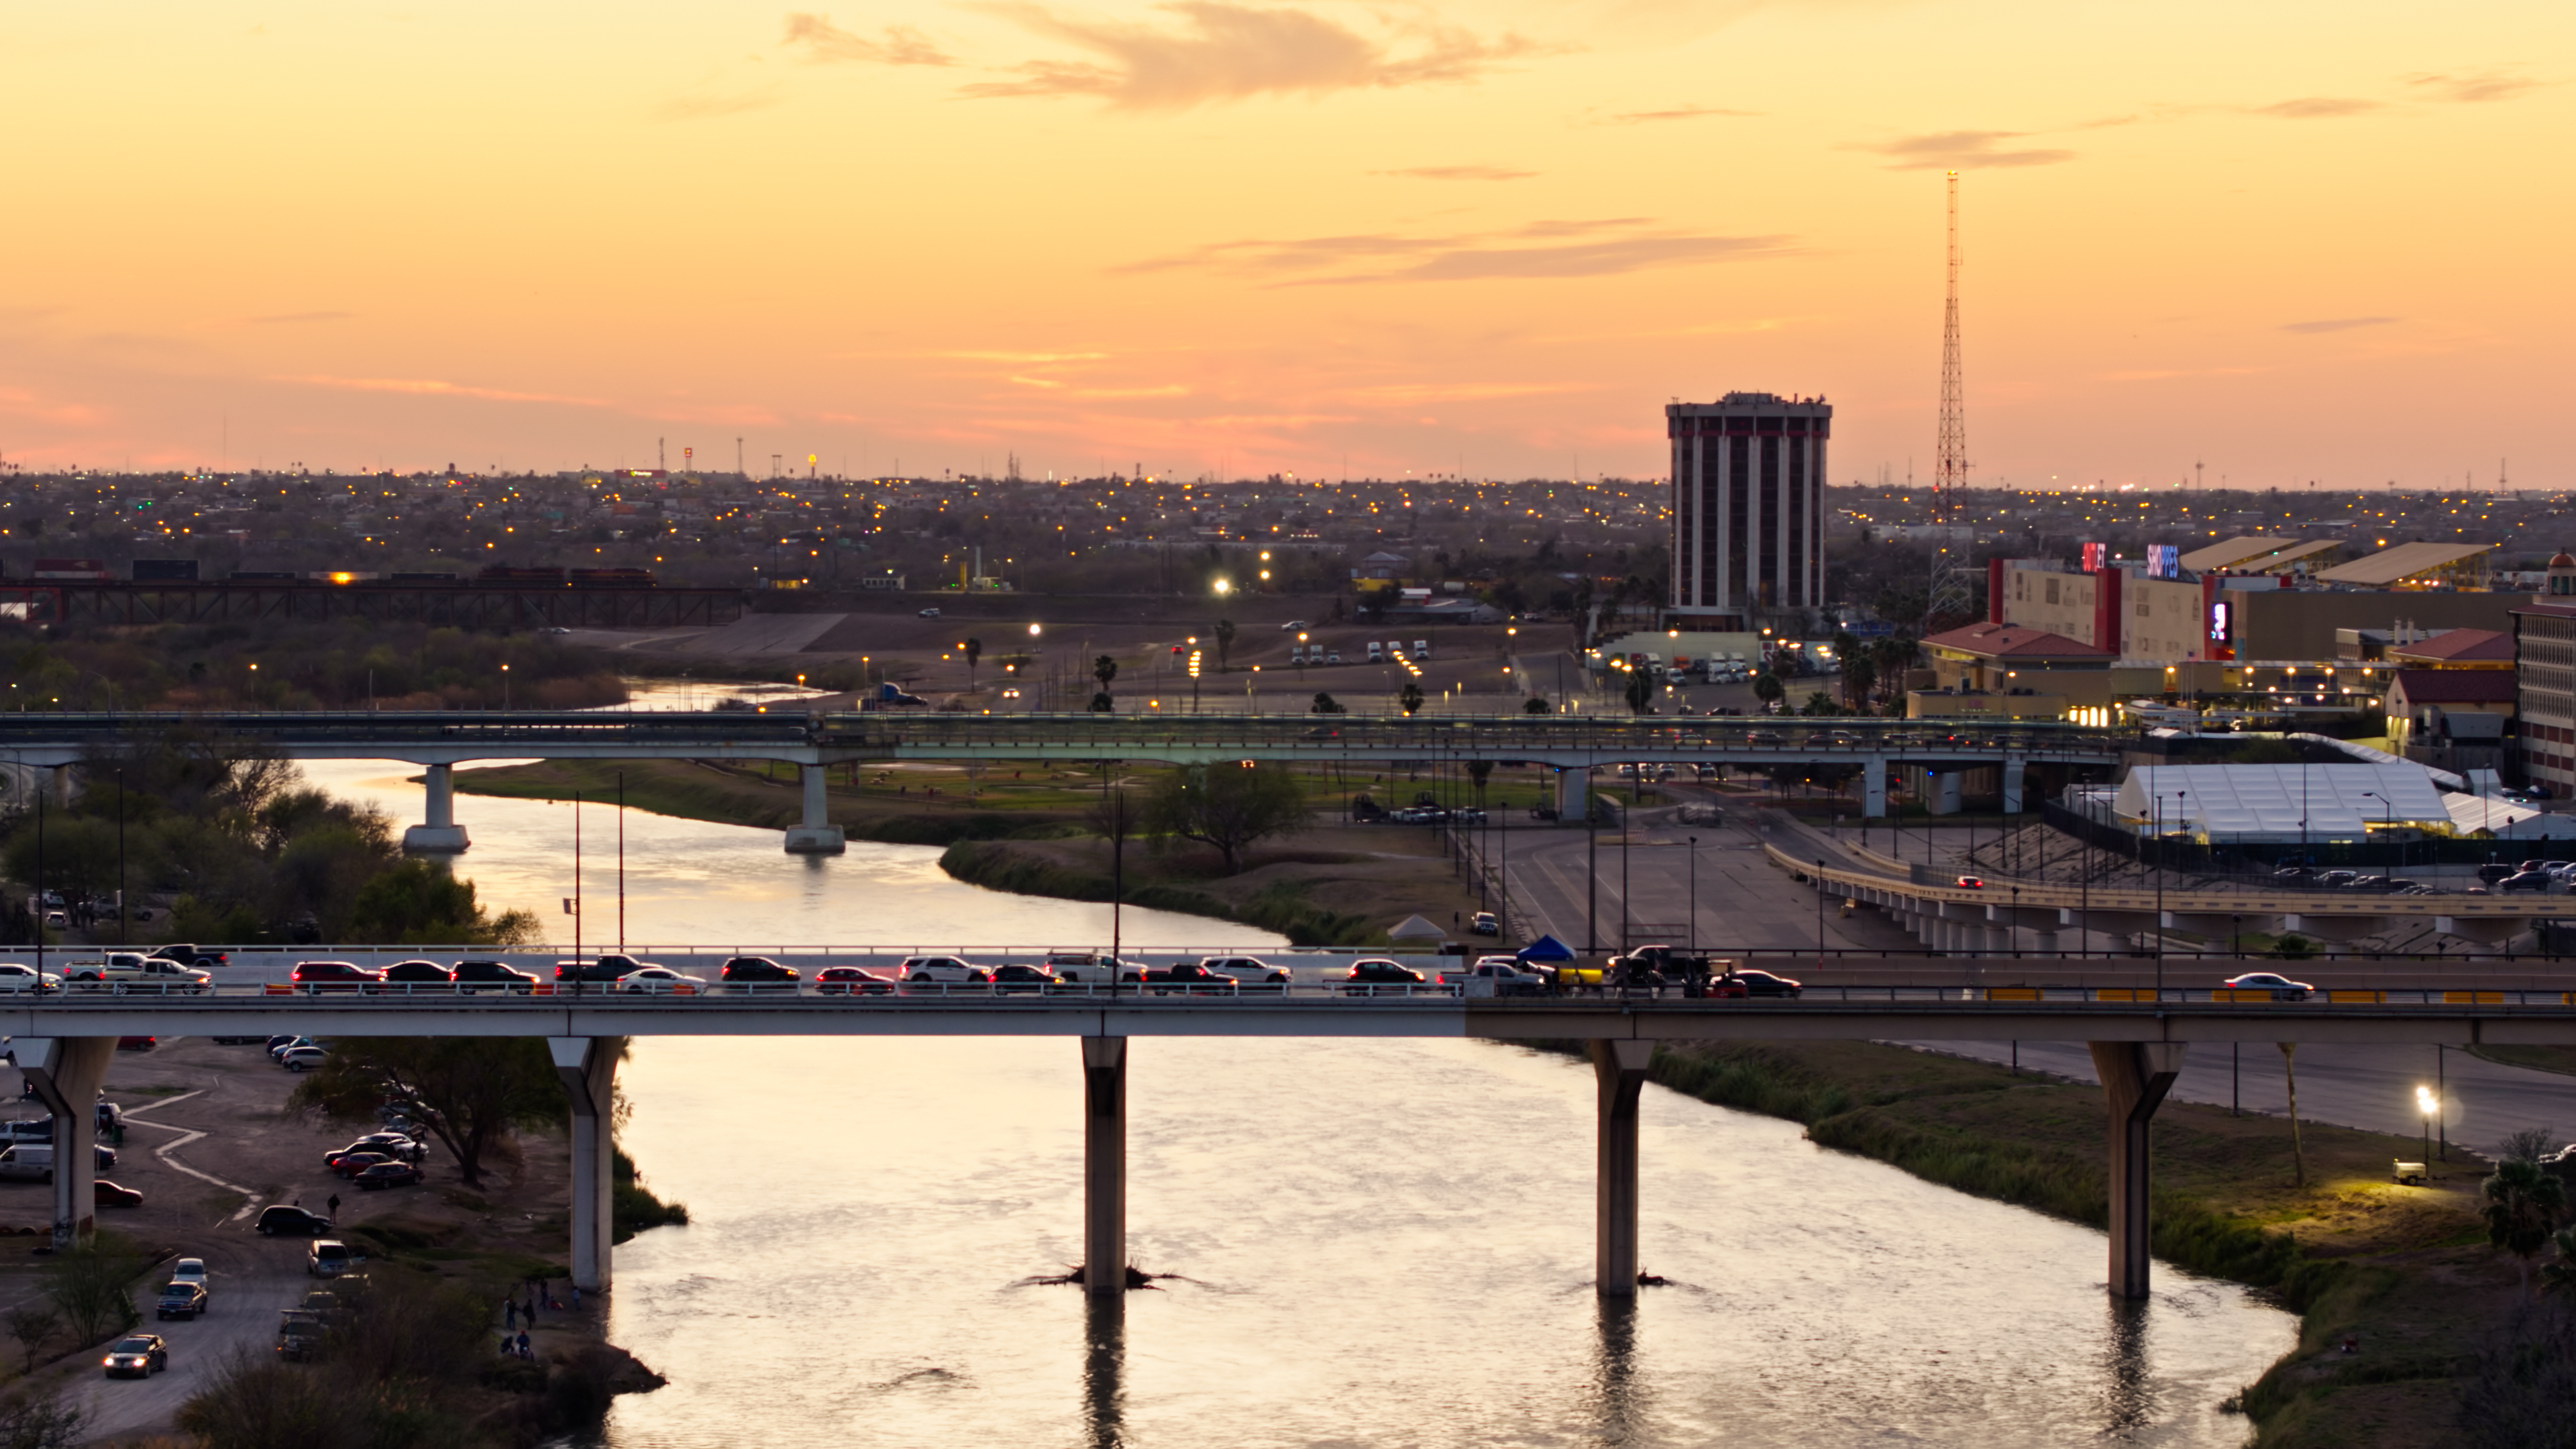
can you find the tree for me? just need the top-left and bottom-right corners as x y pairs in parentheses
(1523, 696), (1550, 715)
(4, 1305), (55, 1375)
(2486, 1159), (2570, 1297)
(1399, 681), (1426, 716)
(963, 638), (983, 691)
(1623, 670), (1653, 714)
(288, 1038), (566, 1187)
(43, 1238), (142, 1346)
(1800, 691), (1839, 716)
(1311, 692), (1345, 714)
(1093, 655), (1118, 693)
(1842, 655), (1877, 708)
(0, 1386), (83, 1449)
(2543, 1226), (2576, 1297)
(345, 859), (536, 944)
(1214, 619), (1236, 669)
(1143, 764), (1313, 874)
(2280, 1042), (2304, 1187)
(1088, 691), (1115, 713)
(1466, 760), (1494, 797)
(1752, 672), (1786, 713)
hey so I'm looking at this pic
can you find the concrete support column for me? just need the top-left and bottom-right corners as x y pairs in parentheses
(549, 1036), (623, 1291)
(2031, 928), (2060, 957)
(1983, 924), (2010, 955)
(2002, 754), (2027, 813)
(49, 766), (72, 809)
(401, 763), (472, 855)
(17, 1037), (112, 1245)
(1863, 756), (1888, 818)
(2088, 1042), (2186, 1299)
(1082, 1037), (1128, 1296)
(784, 763), (847, 854)
(1593, 1039), (1654, 1295)
(1556, 766), (1589, 823)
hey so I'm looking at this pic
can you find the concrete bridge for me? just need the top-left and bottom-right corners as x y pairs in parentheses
(9, 979), (2566, 1303)
(0, 710), (2127, 853)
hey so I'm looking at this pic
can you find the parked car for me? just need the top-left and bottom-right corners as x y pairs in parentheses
(290, 961), (384, 994)
(917, 607), (941, 618)
(2222, 971), (2314, 1001)
(353, 1162), (423, 1190)
(2316, 869), (2359, 887)
(256, 1205), (334, 1237)
(155, 1282), (207, 1320)
(280, 1046), (330, 1072)
(814, 967), (898, 996)
(0, 963), (61, 992)
(379, 960), (455, 986)
(306, 1240), (364, 1277)
(95, 1179), (143, 1209)
(1468, 912), (1501, 936)
(453, 960), (540, 993)
(101, 1334), (167, 1378)
(2476, 863), (2519, 884)
(117, 1036), (158, 1051)
(2500, 871), (2555, 893)
(616, 967), (708, 996)
(1342, 960), (1428, 996)
(331, 1133), (425, 1163)
(327, 1151), (395, 1179)
(718, 957), (802, 989)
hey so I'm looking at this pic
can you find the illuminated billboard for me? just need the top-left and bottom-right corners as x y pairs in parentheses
(2147, 545), (2180, 580)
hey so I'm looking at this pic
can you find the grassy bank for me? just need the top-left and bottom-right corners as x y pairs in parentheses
(453, 757), (1091, 846)
(938, 839), (1388, 945)
(1626, 1039), (2510, 1446)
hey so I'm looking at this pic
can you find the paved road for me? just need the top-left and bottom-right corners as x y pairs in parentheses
(73, 1255), (307, 1442)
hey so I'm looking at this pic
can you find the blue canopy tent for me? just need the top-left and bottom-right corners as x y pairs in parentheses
(1516, 934), (1576, 963)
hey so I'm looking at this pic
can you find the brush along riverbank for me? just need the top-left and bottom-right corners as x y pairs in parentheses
(1609, 1038), (2519, 1448)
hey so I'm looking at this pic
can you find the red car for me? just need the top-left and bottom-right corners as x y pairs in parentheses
(291, 961), (385, 994)
(814, 967), (896, 997)
(353, 1162), (422, 1191)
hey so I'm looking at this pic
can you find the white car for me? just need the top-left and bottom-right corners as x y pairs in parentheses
(616, 967), (708, 996)
(917, 607), (941, 618)
(168, 1258), (209, 1300)
(898, 955), (988, 986)
(1279, 619), (1311, 631)
(0, 963), (61, 992)
(280, 1046), (329, 1072)
(1197, 955), (1289, 987)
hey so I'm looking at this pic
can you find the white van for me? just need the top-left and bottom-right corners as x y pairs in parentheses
(1413, 639), (1432, 659)
(0, 1145), (53, 1182)
(1366, 641), (1384, 663)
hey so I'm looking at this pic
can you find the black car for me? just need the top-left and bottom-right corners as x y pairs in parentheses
(354, 1162), (423, 1190)
(988, 963), (1065, 995)
(380, 960), (455, 986)
(453, 960), (539, 994)
(1343, 959), (1428, 996)
(155, 1283), (207, 1320)
(102, 1334), (167, 1378)
(719, 957), (802, 990)
(2500, 871), (2555, 893)
(2476, 863), (2518, 885)
(814, 966), (897, 996)
(556, 956), (651, 985)
(150, 944), (227, 969)
(1717, 969), (1804, 998)
(255, 1205), (335, 1237)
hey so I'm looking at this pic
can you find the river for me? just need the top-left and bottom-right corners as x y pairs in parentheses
(292, 730), (2294, 1448)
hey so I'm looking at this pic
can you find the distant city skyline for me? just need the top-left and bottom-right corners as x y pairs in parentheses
(0, 2), (2564, 488)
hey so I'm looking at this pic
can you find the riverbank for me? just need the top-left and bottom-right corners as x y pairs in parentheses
(453, 757), (1095, 845)
(1632, 1038), (2512, 1446)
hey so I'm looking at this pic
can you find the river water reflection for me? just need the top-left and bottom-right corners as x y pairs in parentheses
(292, 754), (2291, 1447)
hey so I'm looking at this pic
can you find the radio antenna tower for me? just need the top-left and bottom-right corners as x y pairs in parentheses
(1935, 169), (1967, 525)
(1925, 169), (1974, 628)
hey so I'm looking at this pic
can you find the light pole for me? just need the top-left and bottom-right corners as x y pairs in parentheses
(1815, 859), (1827, 973)
(1686, 835), (1699, 955)
(501, 661), (511, 711)
(2416, 1085), (2436, 1169)
(2360, 790), (2394, 875)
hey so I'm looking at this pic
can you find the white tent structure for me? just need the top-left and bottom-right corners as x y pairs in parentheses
(1387, 914), (1448, 943)
(2112, 764), (2452, 845)
(2445, 794), (2576, 840)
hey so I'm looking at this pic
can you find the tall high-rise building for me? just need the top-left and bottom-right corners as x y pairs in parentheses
(1665, 392), (1830, 630)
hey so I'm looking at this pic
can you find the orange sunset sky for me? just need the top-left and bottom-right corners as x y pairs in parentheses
(2, 1), (2566, 486)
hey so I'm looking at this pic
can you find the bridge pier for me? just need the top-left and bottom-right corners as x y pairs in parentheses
(1556, 767), (1588, 824)
(784, 764), (847, 855)
(1593, 1039), (1653, 1295)
(549, 1036), (623, 1291)
(17, 1037), (111, 1245)
(2002, 755), (2026, 813)
(401, 762), (472, 855)
(2089, 1042), (2185, 1299)
(1863, 755), (1887, 817)
(1082, 1037), (1127, 1295)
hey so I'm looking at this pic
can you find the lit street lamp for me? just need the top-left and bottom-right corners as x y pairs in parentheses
(2416, 1085), (2438, 1169)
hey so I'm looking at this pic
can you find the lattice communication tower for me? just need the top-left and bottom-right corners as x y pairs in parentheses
(1925, 170), (1974, 626)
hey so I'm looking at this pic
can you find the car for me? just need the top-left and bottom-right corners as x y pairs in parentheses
(1000, 688), (1022, 700)
(0, 963), (61, 992)
(556, 953), (659, 985)
(2273, 867), (2311, 880)
(307, 1240), (364, 1277)
(1468, 912), (1501, 936)
(1119, 962), (1240, 994)
(291, 961), (385, 994)
(95, 1179), (143, 1209)
(1279, 619), (1311, 631)
(380, 959), (455, 986)
(2223, 971), (2314, 1001)
(814, 966), (898, 996)
(169, 1258), (209, 1292)
(332, 1133), (425, 1163)
(2475, 863), (2518, 884)
(1955, 875), (1985, 890)
(1342, 959), (1428, 995)
(918, 607), (941, 617)
(155, 1282), (207, 1320)
(118, 1036), (158, 1051)
(616, 967), (708, 996)
(150, 944), (229, 969)
(719, 957), (802, 990)
(2316, 869), (2359, 887)
(329, 1152), (395, 1179)
(255, 1201), (335, 1237)
(1715, 968), (1804, 998)
(1324, 651), (1342, 665)
(2349, 875), (2389, 890)
(280, 1046), (329, 1072)
(989, 963), (1067, 994)
(2500, 871), (2555, 893)
(353, 1161), (423, 1190)
(1197, 955), (1290, 987)
(453, 960), (540, 994)
(898, 955), (988, 987)
(101, 1334), (167, 1378)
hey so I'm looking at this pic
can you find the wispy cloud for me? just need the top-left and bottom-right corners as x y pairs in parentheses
(1854, 129), (2076, 170)
(783, 12), (957, 66)
(1592, 104), (1754, 126)
(278, 376), (608, 408)
(1119, 217), (1794, 285)
(960, 2), (1552, 109)
(2248, 97), (2381, 119)
(2405, 68), (2545, 104)
(2280, 316), (2398, 334)
(1374, 165), (1535, 181)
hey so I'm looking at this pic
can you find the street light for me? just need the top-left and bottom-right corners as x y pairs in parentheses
(2416, 1085), (2438, 1169)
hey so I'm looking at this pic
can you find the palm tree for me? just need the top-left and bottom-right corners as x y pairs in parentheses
(1093, 655), (1118, 694)
(1752, 672), (1786, 714)
(963, 637), (983, 692)
(1214, 619), (1237, 669)
(2485, 1159), (2570, 1297)
(1523, 696), (1551, 715)
(1399, 681), (1426, 716)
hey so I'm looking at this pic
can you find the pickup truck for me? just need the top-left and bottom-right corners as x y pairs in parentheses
(62, 953), (213, 994)
(1440, 957), (1548, 998)
(149, 943), (229, 969)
